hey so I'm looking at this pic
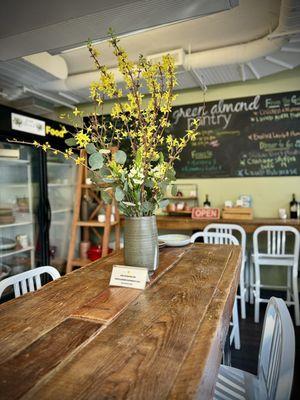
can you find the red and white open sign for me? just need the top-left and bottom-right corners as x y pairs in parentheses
(192, 207), (220, 220)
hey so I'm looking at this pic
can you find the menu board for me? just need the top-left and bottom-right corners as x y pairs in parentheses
(169, 91), (300, 178)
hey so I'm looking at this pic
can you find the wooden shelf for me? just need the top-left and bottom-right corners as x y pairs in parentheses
(77, 220), (118, 227)
(166, 196), (197, 200)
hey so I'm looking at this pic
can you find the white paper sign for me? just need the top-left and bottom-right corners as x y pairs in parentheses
(11, 113), (45, 136)
(109, 265), (149, 290)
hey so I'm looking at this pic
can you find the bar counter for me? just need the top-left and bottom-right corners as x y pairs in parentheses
(0, 244), (241, 400)
(153, 216), (300, 233)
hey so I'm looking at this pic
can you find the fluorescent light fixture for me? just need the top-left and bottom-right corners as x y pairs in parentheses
(23, 87), (75, 109)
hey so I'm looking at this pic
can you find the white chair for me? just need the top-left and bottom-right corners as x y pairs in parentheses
(204, 223), (248, 319)
(251, 226), (300, 326)
(0, 266), (60, 300)
(191, 231), (241, 350)
(214, 297), (295, 400)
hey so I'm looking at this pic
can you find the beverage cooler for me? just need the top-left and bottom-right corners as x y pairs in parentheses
(0, 105), (76, 281)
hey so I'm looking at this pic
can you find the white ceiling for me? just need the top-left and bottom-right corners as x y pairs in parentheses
(0, 0), (300, 116)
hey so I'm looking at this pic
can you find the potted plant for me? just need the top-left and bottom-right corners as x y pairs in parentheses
(31, 32), (201, 272)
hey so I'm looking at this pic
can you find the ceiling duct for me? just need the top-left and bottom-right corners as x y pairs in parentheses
(37, 0), (299, 94)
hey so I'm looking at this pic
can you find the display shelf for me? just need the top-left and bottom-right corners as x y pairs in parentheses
(0, 246), (34, 259)
(47, 162), (73, 167)
(0, 220), (33, 229)
(48, 183), (76, 187)
(0, 158), (29, 165)
(52, 208), (72, 214)
(0, 183), (28, 188)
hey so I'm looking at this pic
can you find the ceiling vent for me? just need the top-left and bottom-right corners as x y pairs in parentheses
(146, 49), (186, 71)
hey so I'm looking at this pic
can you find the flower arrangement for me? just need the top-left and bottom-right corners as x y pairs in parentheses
(33, 31), (201, 217)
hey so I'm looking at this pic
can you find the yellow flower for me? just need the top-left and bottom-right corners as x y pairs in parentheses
(73, 107), (81, 116)
(75, 131), (91, 148)
(33, 140), (40, 147)
(75, 156), (85, 165)
(42, 142), (51, 152)
(64, 148), (73, 159)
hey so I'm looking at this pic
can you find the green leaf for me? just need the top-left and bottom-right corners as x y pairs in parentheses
(101, 190), (112, 204)
(99, 166), (111, 177)
(135, 147), (143, 167)
(171, 184), (178, 196)
(144, 179), (154, 188)
(159, 199), (169, 209)
(89, 152), (104, 170)
(115, 150), (127, 164)
(166, 167), (176, 181)
(86, 143), (97, 154)
(115, 186), (125, 202)
(65, 137), (77, 146)
(141, 201), (155, 213)
(159, 152), (164, 163)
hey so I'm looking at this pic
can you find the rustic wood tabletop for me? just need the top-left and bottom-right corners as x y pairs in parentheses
(0, 243), (241, 400)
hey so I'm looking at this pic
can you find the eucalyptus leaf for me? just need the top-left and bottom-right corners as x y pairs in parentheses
(86, 143), (97, 154)
(99, 149), (111, 154)
(159, 152), (164, 163)
(171, 184), (178, 196)
(141, 201), (155, 213)
(89, 152), (104, 170)
(101, 190), (112, 204)
(65, 137), (77, 146)
(115, 186), (125, 202)
(115, 150), (127, 164)
(159, 199), (169, 209)
(144, 179), (154, 188)
(99, 166), (111, 177)
(166, 167), (176, 181)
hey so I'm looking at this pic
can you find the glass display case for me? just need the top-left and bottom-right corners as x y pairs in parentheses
(0, 145), (42, 280)
(47, 155), (77, 271)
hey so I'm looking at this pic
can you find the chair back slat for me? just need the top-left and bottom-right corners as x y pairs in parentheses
(35, 274), (42, 290)
(258, 297), (295, 400)
(254, 226), (299, 261)
(191, 231), (239, 246)
(0, 266), (60, 300)
(204, 223), (246, 258)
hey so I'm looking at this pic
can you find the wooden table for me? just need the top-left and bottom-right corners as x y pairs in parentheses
(153, 216), (300, 233)
(0, 244), (241, 400)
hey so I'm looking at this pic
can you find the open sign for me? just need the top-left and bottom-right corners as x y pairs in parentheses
(192, 207), (220, 220)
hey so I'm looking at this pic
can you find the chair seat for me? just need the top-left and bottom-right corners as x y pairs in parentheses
(214, 365), (268, 400)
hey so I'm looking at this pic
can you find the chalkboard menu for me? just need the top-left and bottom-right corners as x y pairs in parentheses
(169, 91), (300, 178)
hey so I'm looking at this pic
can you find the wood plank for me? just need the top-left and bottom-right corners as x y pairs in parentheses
(0, 248), (184, 364)
(0, 251), (118, 363)
(0, 318), (102, 400)
(21, 244), (241, 400)
(71, 247), (186, 324)
(169, 243), (242, 399)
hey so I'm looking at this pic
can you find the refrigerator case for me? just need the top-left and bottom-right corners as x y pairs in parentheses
(0, 143), (48, 279)
(47, 154), (77, 271)
(0, 104), (76, 280)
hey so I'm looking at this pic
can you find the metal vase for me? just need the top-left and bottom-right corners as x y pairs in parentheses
(124, 216), (159, 272)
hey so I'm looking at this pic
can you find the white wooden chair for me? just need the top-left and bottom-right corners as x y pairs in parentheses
(251, 226), (300, 326)
(190, 231), (241, 350)
(214, 297), (295, 400)
(204, 223), (248, 319)
(0, 266), (60, 300)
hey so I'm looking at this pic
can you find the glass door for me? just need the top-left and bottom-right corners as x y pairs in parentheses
(0, 143), (46, 281)
(47, 153), (77, 273)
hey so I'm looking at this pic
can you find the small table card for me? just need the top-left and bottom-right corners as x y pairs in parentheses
(109, 265), (149, 290)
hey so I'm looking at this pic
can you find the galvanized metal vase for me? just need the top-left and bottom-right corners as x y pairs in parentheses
(124, 216), (159, 273)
